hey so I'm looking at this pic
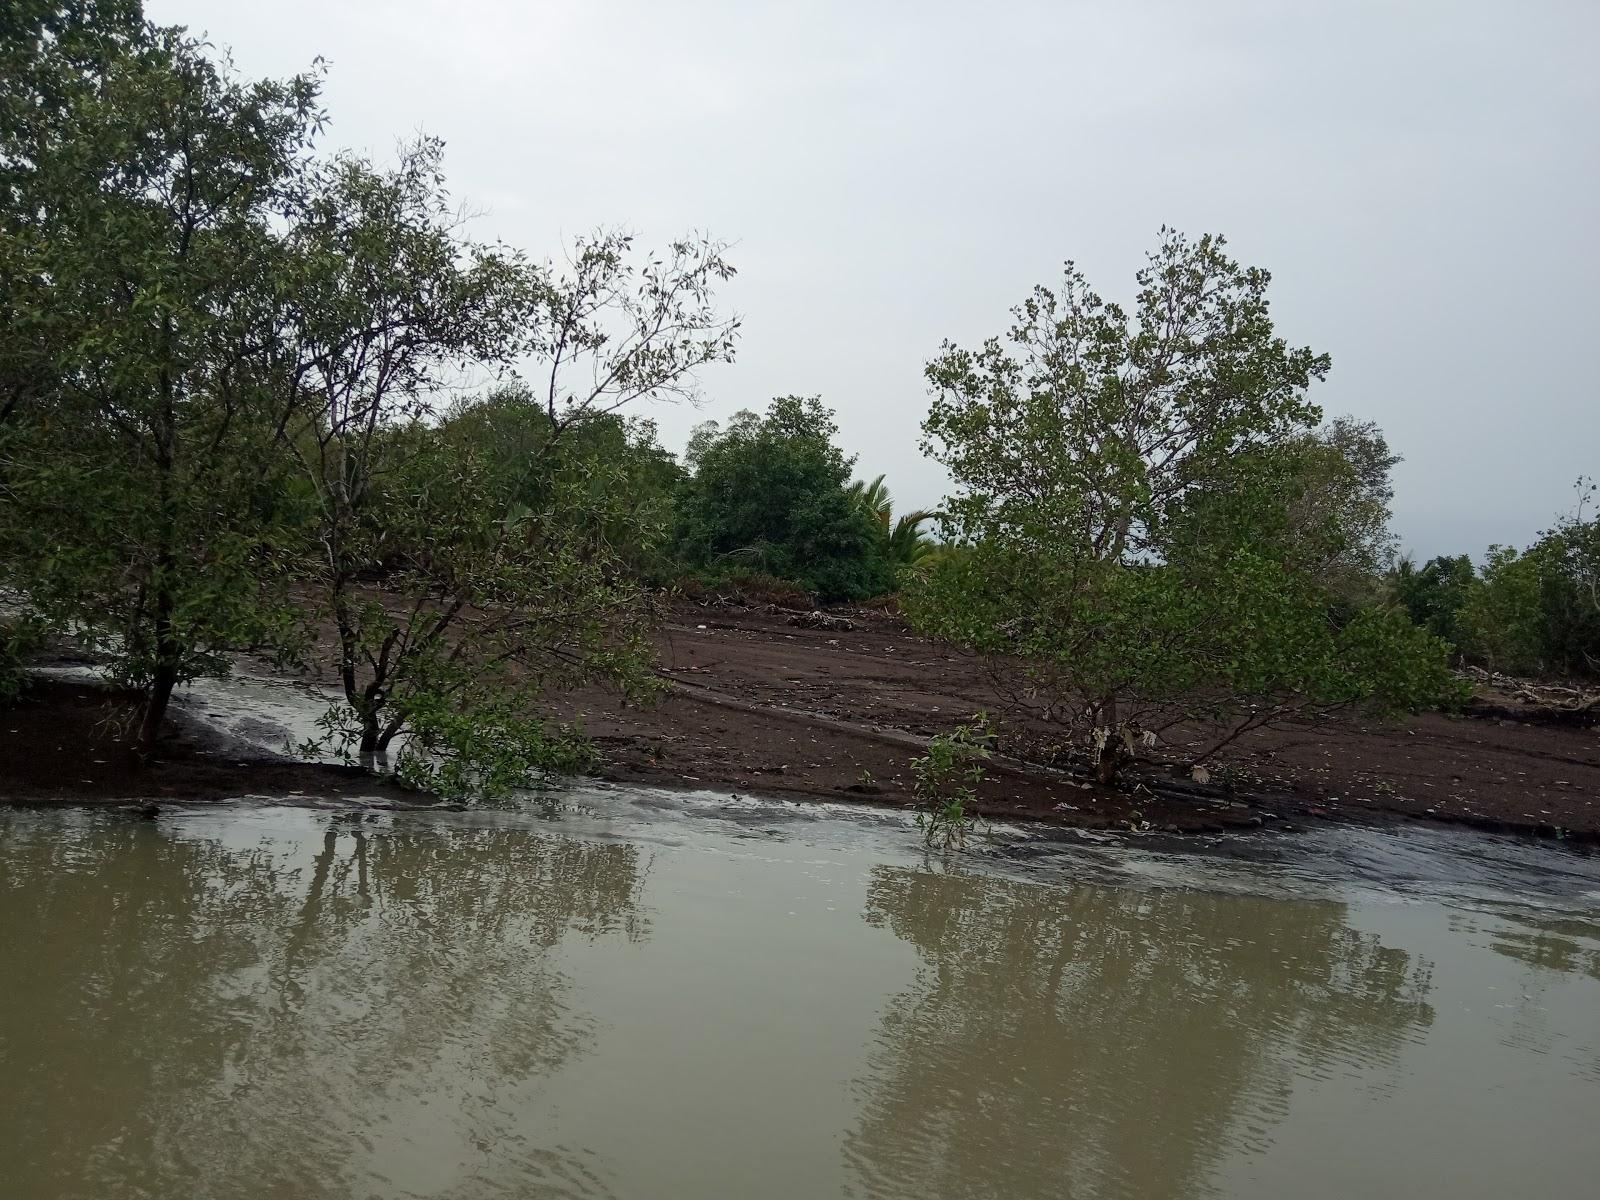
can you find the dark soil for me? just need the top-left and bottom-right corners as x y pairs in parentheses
(0, 677), (411, 807)
(553, 601), (1600, 842)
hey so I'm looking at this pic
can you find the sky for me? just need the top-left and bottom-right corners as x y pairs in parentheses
(151, 0), (1598, 561)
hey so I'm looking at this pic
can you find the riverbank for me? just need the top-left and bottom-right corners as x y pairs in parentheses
(556, 600), (1600, 842)
(3, 600), (1597, 843)
(0, 676), (412, 807)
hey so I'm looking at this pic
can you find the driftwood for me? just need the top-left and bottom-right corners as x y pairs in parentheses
(787, 610), (855, 632)
(1460, 666), (1600, 728)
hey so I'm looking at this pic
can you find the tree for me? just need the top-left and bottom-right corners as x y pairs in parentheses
(1290, 416), (1401, 596)
(907, 230), (1457, 784)
(846, 474), (939, 568)
(675, 396), (895, 602)
(1457, 544), (1546, 675)
(0, 14), (322, 750)
(1389, 553), (1476, 646)
(438, 385), (685, 583)
(1537, 482), (1600, 676)
(1455, 480), (1600, 679)
(278, 152), (738, 788)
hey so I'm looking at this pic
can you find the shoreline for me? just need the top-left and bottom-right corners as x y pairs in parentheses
(4, 597), (1597, 845)
(4, 642), (1597, 848)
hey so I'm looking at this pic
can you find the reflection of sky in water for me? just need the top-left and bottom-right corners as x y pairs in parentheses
(1, 797), (1596, 1200)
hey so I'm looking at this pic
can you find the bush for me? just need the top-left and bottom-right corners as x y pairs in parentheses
(0, 616), (41, 701)
(673, 397), (897, 603)
(912, 714), (992, 850)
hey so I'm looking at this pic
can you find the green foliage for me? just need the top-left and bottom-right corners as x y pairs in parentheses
(888, 512), (939, 566)
(1537, 493), (1600, 676)
(674, 396), (895, 602)
(0, 615), (43, 701)
(908, 542), (1462, 771)
(846, 473), (939, 569)
(1288, 417), (1401, 597)
(1456, 520), (1600, 679)
(910, 230), (1457, 782)
(393, 702), (596, 801)
(912, 714), (992, 850)
(438, 386), (684, 583)
(923, 229), (1330, 560)
(0, 14), (323, 747)
(301, 690), (596, 801)
(0, 14), (736, 790)
(844, 474), (895, 531)
(1390, 554), (1477, 646)
(1457, 545), (1546, 674)
(278, 165), (735, 785)
(298, 412), (666, 765)
(1397, 483), (1600, 679)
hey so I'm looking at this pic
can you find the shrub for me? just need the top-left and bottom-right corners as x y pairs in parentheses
(912, 714), (992, 849)
(0, 616), (43, 702)
(673, 397), (896, 603)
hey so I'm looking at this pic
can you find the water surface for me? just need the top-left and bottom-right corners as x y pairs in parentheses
(2, 791), (1597, 1198)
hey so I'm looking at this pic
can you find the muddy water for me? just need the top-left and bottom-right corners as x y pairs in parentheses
(2, 794), (1598, 1200)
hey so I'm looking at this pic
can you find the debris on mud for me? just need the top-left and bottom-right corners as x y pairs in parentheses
(787, 610), (855, 632)
(1459, 666), (1600, 728)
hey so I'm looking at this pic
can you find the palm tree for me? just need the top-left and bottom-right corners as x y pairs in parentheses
(887, 509), (939, 566)
(847, 474), (938, 567)
(845, 474), (895, 531)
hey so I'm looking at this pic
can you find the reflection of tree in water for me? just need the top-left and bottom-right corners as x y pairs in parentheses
(1487, 913), (1600, 984)
(843, 866), (1435, 1200)
(1478, 910), (1600, 1082)
(0, 813), (649, 1199)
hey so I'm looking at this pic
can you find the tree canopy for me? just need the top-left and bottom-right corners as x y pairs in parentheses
(674, 396), (895, 602)
(0, 13), (323, 747)
(0, 9), (740, 787)
(907, 230), (1458, 782)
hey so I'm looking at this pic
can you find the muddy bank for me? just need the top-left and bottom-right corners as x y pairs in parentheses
(551, 601), (1600, 842)
(4, 601), (1597, 844)
(0, 677), (412, 806)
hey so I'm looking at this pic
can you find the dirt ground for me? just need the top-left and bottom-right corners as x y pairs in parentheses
(556, 600), (1600, 842)
(3, 599), (1597, 843)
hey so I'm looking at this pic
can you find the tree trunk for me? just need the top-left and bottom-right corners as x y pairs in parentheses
(136, 568), (181, 756)
(1095, 692), (1121, 785)
(136, 657), (179, 757)
(375, 715), (405, 753)
(1095, 742), (1121, 786)
(358, 710), (380, 756)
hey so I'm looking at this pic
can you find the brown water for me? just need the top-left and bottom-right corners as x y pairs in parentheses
(2, 796), (1597, 1199)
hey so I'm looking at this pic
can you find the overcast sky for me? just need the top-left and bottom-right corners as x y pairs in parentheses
(153, 0), (1597, 560)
